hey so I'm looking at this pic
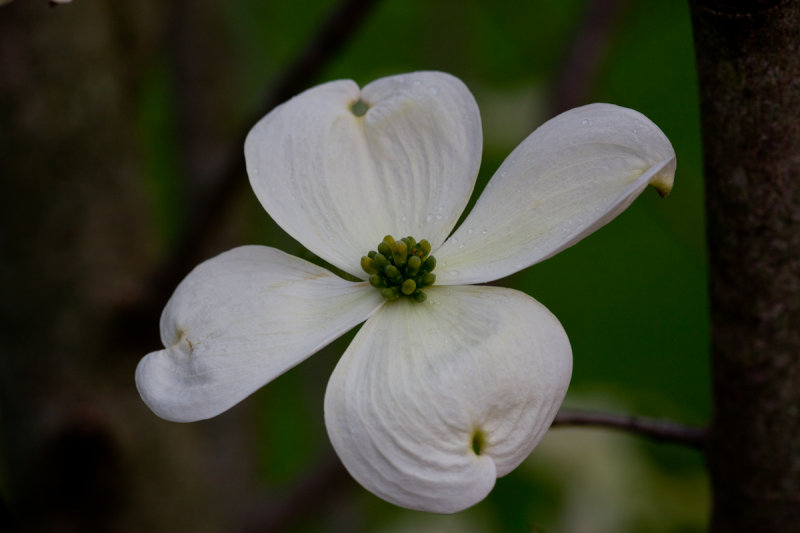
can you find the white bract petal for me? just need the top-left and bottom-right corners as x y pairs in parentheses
(435, 103), (676, 285)
(245, 71), (482, 278)
(324, 285), (572, 513)
(136, 246), (383, 422)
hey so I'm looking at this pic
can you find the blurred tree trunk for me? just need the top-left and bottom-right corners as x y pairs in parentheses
(690, 1), (800, 530)
(0, 2), (257, 532)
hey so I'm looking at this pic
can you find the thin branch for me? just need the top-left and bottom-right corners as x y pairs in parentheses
(118, 0), (382, 348)
(160, 0), (381, 291)
(548, 0), (630, 116)
(241, 456), (351, 533)
(552, 409), (706, 449)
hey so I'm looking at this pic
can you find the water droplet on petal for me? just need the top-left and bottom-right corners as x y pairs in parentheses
(426, 215), (433, 223)
(581, 119), (591, 126)
(401, 215), (407, 222)
(451, 237), (458, 244)
(467, 228), (474, 235)
(429, 87), (439, 95)
(481, 229), (488, 235)
(435, 215), (443, 220)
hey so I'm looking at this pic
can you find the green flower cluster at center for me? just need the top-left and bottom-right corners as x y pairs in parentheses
(361, 235), (437, 303)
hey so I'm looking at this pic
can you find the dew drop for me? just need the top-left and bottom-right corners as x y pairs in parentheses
(451, 237), (459, 244)
(426, 215), (433, 223)
(414, 81), (422, 86)
(251, 167), (260, 175)
(581, 119), (591, 126)
(458, 244), (465, 249)
(401, 215), (407, 222)
(448, 270), (460, 276)
(429, 87), (439, 96)
(435, 215), (443, 220)
(467, 228), (474, 235)
(481, 229), (488, 235)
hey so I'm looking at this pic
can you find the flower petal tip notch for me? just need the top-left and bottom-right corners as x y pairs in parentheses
(137, 70), (675, 513)
(350, 99), (369, 117)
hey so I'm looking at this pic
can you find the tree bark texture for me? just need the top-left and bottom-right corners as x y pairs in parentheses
(690, 1), (800, 530)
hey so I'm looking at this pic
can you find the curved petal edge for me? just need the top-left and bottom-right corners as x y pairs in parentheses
(435, 103), (676, 286)
(136, 246), (383, 422)
(324, 285), (572, 513)
(245, 71), (483, 278)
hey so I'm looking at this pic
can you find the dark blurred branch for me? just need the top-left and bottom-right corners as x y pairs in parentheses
(122, 0), (382, 345)
(552, 409), (706, 449)
(242, 456), (353, 533)
(548, 0), (630, 116)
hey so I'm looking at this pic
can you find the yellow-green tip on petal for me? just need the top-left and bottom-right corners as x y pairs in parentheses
(650, 157), (677, 198)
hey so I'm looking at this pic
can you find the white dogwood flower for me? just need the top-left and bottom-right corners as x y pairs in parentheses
(135, 71), (675, 513)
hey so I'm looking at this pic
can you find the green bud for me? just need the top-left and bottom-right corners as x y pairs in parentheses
(391, 241), (408, 267)
(361, 256), (377, 275)
(368, 250), (377, 259)
(419, 273), (436, 287)
(411, 290), (427, 303)
(382, 235), (395, 245)
(385, 265), (402, 284)
(377, 242), (391, 257)
(405, 255), (421, 276)
(422, 256), (436, 272)
(381, 287), (400, 300)
(400, 279), (416, 295)
(369, 274), (385, 288)
(374, 253), (388, 270)
(418, 239), (431, 256)
(405, 236), (417, 249)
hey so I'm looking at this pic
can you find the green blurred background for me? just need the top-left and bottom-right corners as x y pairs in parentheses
(3, 0), (708, 531)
